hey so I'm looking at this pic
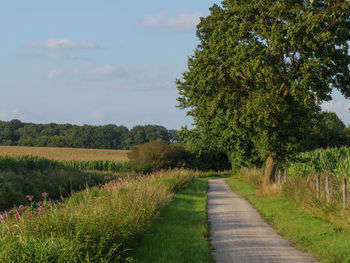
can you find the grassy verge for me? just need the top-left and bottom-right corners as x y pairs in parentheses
(128, 178), (213, 263)
(226, 177), (350, 263)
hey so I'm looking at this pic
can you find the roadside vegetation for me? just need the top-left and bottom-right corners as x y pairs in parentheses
(0, 155), (108, 210)
(0, 169), (195, 263)
(128, 178), (213, 263)
(228, 168), (350, 262)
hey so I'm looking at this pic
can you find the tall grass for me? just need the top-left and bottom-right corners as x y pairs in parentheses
(63, 160), (129, 172)
(236, 167), (350, 230)
(0, 169), (195, 262)
(0, 155), (120, 210)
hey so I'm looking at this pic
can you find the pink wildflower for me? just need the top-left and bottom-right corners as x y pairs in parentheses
(15, 212), (20, 220)
(18, 205), (25, 212)
(37, 201), (43, 206)
(42, 192), (49, 198)
(0, 213), (8, 222)
(26, 195), (33, 202)
(37, 207), (45, 215)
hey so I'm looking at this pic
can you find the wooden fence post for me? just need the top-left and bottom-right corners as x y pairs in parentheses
(278, 170), (282, 184)
(343, 177), (347, 210)
(325, 175), (331, 203)
(283, 170), (287, 183)
(316, 174), (320, 199)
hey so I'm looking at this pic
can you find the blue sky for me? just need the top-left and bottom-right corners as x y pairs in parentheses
(1, 1), (349, 129)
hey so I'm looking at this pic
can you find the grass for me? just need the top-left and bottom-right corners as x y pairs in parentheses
(0, 145), (129, 161)
(226, 177), (350, 263)
(0, 169), (195, 263)
(128, 178), (213, 263)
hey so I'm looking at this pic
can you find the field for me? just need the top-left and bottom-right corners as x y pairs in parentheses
(0, 146), (129, 161)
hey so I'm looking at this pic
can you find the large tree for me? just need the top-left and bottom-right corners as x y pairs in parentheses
(177, 0), (350, 185)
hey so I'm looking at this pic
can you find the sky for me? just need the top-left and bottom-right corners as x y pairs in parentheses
(1, 1), (349, 129)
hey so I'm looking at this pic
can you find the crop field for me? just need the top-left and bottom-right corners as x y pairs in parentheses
(0, 145), (129, 161)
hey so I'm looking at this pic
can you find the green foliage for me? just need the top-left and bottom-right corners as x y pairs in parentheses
(129, 178), (213, 263)
(177, 0), (350, 167)
(226, 177), (350, 263)
(285, 147), (350, 179)
(127, 140), (183, 173)
(303, 111), (348, 150)
(62, 160), (129, 172)
(0, 170), (195, 262)
(0, 162), (106, 210)
(0, 120), (176, 150)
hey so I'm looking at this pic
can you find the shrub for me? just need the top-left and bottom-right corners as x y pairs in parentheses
(127, 140), (183, 173)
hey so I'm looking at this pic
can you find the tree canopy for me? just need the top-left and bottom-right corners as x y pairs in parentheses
(0, 120), (175, 150)
(177, 0), (350, 183)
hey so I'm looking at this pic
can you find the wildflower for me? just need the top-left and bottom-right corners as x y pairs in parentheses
(37, 207), (45, 215)
(15, 213), (20, 220)
(27, 195), (33, 202)
(37, 201), (43, 206)
(18, 205), (25, 212)
(0, 213), (8, 222)
(42, 192), (49, 198)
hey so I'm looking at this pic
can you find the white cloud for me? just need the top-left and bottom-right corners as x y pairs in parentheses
(90, 109), (103, 120)
(43, 38), (99, 50)
(321, 100), (350, 112)
(139, 10), (203, 32)
(88, 65), (126, 80)
(27, 38), (99, 60)
(48, 69), (63, 79)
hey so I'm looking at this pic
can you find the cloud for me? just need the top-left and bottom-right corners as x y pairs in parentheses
(90, 109), (103, 120)
(27, 38), (100, 60)
(88, 65), (127, 80)
(47, 65), (127, 82)
(43, 38), (99, 50)
(48, 69), (63, 79)
(321, 100), (350, 112)
(139, 10), (203, 32)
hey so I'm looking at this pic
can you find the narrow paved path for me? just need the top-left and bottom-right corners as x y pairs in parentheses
(207, 179), (317, 263)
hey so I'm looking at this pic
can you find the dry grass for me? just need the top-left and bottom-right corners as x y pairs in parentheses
(0, 146), (129, 161)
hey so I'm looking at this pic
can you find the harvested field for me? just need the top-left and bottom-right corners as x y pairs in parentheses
(0, 146), (129, 161)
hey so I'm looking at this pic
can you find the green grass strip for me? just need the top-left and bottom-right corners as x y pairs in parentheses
(127, 178), (213, 263)
(226, 178), (350, 263)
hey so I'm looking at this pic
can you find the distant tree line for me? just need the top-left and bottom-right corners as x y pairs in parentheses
(0, 120), (176, 150)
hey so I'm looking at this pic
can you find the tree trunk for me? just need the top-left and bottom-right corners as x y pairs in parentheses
(263, 156), (277, 186)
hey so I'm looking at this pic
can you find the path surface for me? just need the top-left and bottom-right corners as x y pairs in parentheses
(207, 179), (317, 263)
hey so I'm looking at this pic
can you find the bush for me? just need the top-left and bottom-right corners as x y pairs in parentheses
(127, 140), (183, 173)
